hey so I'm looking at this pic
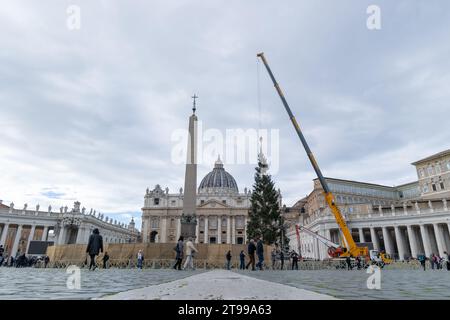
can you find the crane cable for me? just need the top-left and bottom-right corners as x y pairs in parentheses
(256, 56), (262, 132)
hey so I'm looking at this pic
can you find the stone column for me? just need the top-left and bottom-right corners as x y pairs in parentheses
(0, 223), (10, 246)
(419, 224), (432, 257)
(382, 227), (393, 255)
(175, 218), (181, 242)
(244, 217), (248, 243)
(227, 216), (231, 244)
(406, 225), (418, 259)
(394, 226), (406, 261)
(204, 216), (208, 243)
(41, 226), (49, 241)
(370, 227), (380, 251)
(75, 226), (85, 244)
(195, 222), (199, 243)
(160, 217), (167, 243)
(217, 216), (222, 244)
(11, 225), (23, 256)
(25, 225), (36, 254)
(359, 228), (365, 243)
(231, 216), (236, 244)
(314, 237), (320, 260)
(58, 225), (66, 245)
(433, 224), (446, 257)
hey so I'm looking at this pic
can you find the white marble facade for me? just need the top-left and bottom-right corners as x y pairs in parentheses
(287, 149), (450, 261)
(0, 201), (139, 257)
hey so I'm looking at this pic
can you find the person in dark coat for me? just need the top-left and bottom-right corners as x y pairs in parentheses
(44, 256), (50, 268)
(256, 236), (264, 270)
(245, 239), (256, 270)
(86, 228), (103, 271)
(102, 252), (110, 269)
(291, 251), (299, 270)
(239, 250), (246, 270)
(280, 250), (285, 270)
(173, 236), (184, 270)
(226, 250), (232, 270)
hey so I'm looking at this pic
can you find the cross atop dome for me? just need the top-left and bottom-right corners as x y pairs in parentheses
(215, 154), (224, 168)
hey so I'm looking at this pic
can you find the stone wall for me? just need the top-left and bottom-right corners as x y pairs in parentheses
(46, 243), (273, 269)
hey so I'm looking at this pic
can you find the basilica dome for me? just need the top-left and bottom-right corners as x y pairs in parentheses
(198, 156), (239, 194)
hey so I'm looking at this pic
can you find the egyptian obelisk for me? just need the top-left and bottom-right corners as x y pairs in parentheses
(180, 95), (198, 239)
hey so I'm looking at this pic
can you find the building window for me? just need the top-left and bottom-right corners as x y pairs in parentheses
(436, 164), (441, 174)
(171, 200), (176, 206)
(440, 182), (445, 190)
(432, 184), (437, 192)
(154, 198), (160, 205)
(200, 200), (205, 205)
(419, 169), (425, 178)
(427, 166), (433, 176)
(151, 219), (159, 229)
(222, 200), (226, 205)
(209, 237), (216, 244)
(447, 162), (450, 171)
(209, 217), (218, 229)
(423, 185), (429, 193)
(237, 237), (244, 244)
(170, 219), (175, 228)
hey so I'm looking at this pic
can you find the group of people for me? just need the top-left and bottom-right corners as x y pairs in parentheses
(173, 236), (198, 270)
(0, 245), (50, 268)
(418, 252), (450, 271)
(240, 236), (301, 271)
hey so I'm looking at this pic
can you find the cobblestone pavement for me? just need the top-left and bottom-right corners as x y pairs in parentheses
(0, 268), (203, 300)
(1, 267), (449, 299)
(240, 269), (450, 299)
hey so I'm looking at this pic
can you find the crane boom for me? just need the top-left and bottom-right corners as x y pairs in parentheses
(257, 52), (368, 258)
(297, 225), (340, 249)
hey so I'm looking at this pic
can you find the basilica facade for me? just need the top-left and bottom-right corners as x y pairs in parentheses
(141, 157), (260, 244)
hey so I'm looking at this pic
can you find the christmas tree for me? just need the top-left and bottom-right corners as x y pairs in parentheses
(246, 145), (289, 246)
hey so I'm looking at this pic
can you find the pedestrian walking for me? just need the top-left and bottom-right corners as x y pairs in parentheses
(271, 247), (277, 270)
(291, 251), (299, 270)
(418, 254), (426, 271)
(256, 235), (264, 271)
(239, 250), (246, 270)
(137, 250), (144, 269)
(86, 228), (103, 271)
(245, 239), (256, 270)
(0, 245), (4, 267)
(280, 250), (284, 270)
(226, 250), (232, 270)
(173, 236), (184, 270)
(346, 256), (352, 270)
(102, 252), (110, 269)
(430, 253), (436, 269)
(444, 251), (450, 271)
(44, 255), (50, 268)
(183, 237), (198, 270)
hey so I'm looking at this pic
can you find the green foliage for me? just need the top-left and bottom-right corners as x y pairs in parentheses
(246, 161), (289, 246)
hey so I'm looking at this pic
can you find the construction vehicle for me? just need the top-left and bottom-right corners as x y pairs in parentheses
(257, 52), (368, 259)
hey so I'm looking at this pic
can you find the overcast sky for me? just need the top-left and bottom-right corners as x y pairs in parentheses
(1, 1), (449, 230)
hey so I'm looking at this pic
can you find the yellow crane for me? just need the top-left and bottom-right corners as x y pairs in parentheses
(257, 52), (368, 258)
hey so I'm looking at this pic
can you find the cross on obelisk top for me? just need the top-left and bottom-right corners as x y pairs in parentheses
(191, 94), (198, 114)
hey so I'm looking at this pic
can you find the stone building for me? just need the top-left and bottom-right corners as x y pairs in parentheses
(286, 149), (450, 261)
(141, 157), (258, 244)
(0, 200), (139, 257)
